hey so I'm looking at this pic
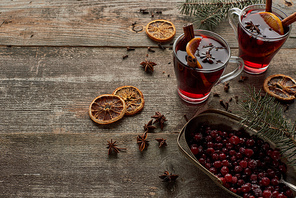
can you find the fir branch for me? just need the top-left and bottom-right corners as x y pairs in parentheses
(179, 0), (266, 30)
(240, 88), (296, 166)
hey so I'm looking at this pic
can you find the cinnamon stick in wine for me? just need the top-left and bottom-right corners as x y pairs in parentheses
(282, 12), (296, 27)
(265, 0), (272, 12)
(183, 23), (194, 43)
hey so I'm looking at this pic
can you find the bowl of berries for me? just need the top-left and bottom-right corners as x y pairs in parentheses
(177, 109), (296, 198)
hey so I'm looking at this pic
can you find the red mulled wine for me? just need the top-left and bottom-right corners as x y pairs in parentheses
(173, 33), (229, 103)
(238, 9), (290, 74)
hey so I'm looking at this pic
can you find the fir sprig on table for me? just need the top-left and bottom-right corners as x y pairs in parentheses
(179, 0), (265, 30)
(240, 88), (296, 166)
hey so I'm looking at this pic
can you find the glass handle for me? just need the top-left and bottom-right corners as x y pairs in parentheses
(216, 56), (244, 85)
(228, 8), (242, 39)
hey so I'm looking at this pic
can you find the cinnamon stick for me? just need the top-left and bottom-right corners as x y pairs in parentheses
(282, 12), (296, 27)
(265, 0), (272, 12)
(183, 23), (194, 43)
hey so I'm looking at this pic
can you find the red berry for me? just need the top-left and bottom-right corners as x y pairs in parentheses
(244, 148), (254, 157)
(239, 160), (248, 168)
(224, 173), (233, 183)
(213, 160), (222, 169)
(260, 177), (270, 186)
(190, 144), (199, 155)
(229, 135), (240, 145)
(221, 166), (229, 176)
(262, 190), (272, 198)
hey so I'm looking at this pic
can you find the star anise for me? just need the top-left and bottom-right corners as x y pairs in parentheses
(155, 138), (167, 148)
(143, 119), (156, 132)
(151, 111), (167, 130)
(140, 60), (157, 73)
(245, 21), (261, 34)
(159, 171), (178, 182)
(106, 139), (126, 155)
(200, 50), (214, 64)
(137, 132), (149, 151)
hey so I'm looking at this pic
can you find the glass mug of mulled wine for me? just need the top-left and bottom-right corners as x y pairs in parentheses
(229, 4), (291, 74)
(173, 30), (244, 104)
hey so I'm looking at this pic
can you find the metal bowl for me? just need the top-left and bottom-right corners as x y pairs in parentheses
(177, 109), (296, 198)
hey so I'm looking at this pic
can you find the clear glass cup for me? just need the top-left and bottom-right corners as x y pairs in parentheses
(173, 30), (244, 104)
(229, 4), (291, 74)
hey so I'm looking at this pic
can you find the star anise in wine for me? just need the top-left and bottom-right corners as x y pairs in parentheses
(245, 21), (261, 34)
(200, 50), (214, 64)
(143, 119), (156, 132)
(159, 171), (178, 182)
(137, 132), (149, 151)
(106, 139), (126, 155)
(140, 60), (157, 73)
(155, 138), (167, 148)
(151, 112), (167, 130)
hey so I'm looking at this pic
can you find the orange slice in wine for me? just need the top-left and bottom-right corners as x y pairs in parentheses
(186, 37), (203, 68)
(113, 86), (145, 115)
(259, 12), (284, 35)
(89, 94), (127, 124)
(146, 19), (176, 43)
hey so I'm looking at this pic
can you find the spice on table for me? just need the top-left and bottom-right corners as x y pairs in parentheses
(159, 171), (178, 182)
(213, 93), (220, 97)
(140, 60), (157, 73)
(238, 76), (248, 82)
(155, 138), (167, 148)
(137, 132), (149, 152)
(106, 139), (126, 155)
(127, 47), (135, 51)
(245, 21), (261, 34)
(224, 82), (230, 92)
(151, 112), (167, 130)
(122, 55), (128, 59)
(148, 47), (155, 52)
(144, 119), (156, 132)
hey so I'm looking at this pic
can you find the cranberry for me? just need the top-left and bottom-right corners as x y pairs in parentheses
(209, 167), (217, 174)
(215, 136), (222, 142)
(234, 165), (243, 173)
(219, 153), (226, 160)
(222, 160), (230, 167)
(190, 144), (199, 155)
(262, 190), (272, 198)
(237, 179), (245, 186)
(253, 187), (263, 197)
(224, 173), (233, 183)
(232, 176), (238, 184)
(285, 189), (293, 198)
(229, 135), (240, 145)
(250, 173), (258, 182)
(221, 166), (229, 176)
(271, 150), (281, 161)
(276, 193), (287, 198)
(206, 148), (215, 155)
(279, 163), (287, 174)
(246, 138), (255, 147)
(213, 160), (222, 169)
(194, 133), (203, 142)
(271, 178), (279, 186)
(260, 177), (270, 186)
(211, 153), (219, 161)
(239, 160), (248, 168)
(248, 159), (258, 169)
(244, 148), (254, 157)
(271, 191), (279, 198)
(241, 183), (251, 193)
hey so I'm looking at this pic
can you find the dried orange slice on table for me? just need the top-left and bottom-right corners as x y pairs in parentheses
(259, 12), (284, 35)
(89, 94), (127, 124)
(263, 74), (296, 101)
(146, 19), (176, 43)
(113, 86), (144, 115)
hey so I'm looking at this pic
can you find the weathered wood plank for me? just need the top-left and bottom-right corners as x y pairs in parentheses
(1, 47), (296, 135)
(0, 0), (294, 47)
(0, 132), (232, 197)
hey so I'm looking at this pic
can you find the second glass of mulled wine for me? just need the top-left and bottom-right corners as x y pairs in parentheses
(173, 30), (244, 104)
(229, 4), (291, 74)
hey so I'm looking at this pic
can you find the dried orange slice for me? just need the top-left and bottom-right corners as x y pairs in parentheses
(186, 37), (203, 68)
(263, 74), (296, 101)
(259, 12), (284, 35)
(113, 86), (144, 115)
(146, 19), (176, 43)
(89, 94), (127, 124)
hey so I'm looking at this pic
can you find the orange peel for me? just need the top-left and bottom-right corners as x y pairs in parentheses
(259, 12), (284, 35)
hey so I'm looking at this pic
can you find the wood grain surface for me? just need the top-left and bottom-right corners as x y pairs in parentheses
(0, 0), (296, 197)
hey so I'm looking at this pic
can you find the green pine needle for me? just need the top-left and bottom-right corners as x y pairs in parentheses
(240, 87), (296, 167)
(179, 0), (266, 30)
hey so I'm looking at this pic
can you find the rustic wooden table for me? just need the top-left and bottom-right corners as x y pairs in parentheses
(0, 0), (296, 197)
